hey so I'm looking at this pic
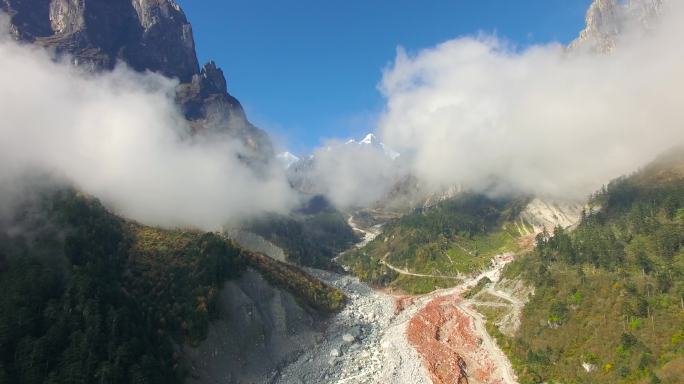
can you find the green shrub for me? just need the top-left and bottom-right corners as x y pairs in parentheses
(498, 159), (684, 383)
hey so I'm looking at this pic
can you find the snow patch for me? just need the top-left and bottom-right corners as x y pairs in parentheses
(276, 151), (300, 168)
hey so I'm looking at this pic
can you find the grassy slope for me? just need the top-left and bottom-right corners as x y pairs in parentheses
(339, 194), (531, 294)
(495, 151), (684, 383)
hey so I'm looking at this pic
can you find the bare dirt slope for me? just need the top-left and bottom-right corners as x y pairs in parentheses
(404, 253), (519, 384)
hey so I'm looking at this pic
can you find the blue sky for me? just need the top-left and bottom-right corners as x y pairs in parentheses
(176, 0), (593, 155)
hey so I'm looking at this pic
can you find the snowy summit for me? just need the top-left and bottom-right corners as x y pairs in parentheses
(277, 151), (301, 168)
(347, 133), (400, 159)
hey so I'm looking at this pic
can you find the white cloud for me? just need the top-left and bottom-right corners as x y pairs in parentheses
(308, 138), (404, 207)
(376, 1), (684, 199)
(0, 14), (296, 230)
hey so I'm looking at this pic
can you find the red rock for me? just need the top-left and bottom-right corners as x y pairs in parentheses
(407, 294), (505, 384)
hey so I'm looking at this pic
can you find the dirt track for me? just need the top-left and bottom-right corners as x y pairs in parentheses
(276, 217), (520, 384)
(395, 253), (519, 384)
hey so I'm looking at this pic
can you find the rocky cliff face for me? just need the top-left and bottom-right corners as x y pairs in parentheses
(571, 0), (665, 53)
(1, 0), (272, 158)
(186, 269), (323, 384)
(519, 198), (584, 232)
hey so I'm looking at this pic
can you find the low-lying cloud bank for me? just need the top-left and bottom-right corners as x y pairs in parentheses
(374, 0), (684, 200)
(0, 15), (295, 230)
(308, 139), (403, 207)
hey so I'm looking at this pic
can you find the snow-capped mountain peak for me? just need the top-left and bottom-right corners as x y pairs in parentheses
(360, 133), (377, 145)
(347, 133), (400, 159)
(280, 133), (399, 171)
(276, 151), (300, 168)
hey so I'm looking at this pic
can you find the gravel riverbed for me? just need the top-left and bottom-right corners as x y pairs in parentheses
(267, 215), (520, 384)
(274, 267), (430, 384)
(274, 215), (432, 384)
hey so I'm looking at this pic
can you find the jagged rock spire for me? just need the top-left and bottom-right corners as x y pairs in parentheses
(570, 0), (665, 53)
(1, 0), (274, 160)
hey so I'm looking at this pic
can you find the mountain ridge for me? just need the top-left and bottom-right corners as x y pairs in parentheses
(571, 0), (665, 53)
(1, 0), (273, 159)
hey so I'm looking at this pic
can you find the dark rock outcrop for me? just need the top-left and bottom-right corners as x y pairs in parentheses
(1, 0), (272, 157)
(1, 0), (54, 39)
(176, 61), (272, 158)
(185, 268), (324, 384)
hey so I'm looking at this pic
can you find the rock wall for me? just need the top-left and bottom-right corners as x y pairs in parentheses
(570, 0), (665, 53)
(519, 198), (584, 232)
(1, 0), (273, 158)
(185, 269), (324, 384)
(2, 0), (54, 39)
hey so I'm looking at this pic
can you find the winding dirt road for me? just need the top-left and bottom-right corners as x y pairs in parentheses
(402, 253), (519, 384)
(347, 216), (462, 280)
(346, 215), (519, 384)
(380, 255), (463, 280)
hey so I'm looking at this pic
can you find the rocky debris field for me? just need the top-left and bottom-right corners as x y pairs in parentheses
(221, 223), (428, 384)
(233, 215), (528, 384)
(274, 254), (522, 384)
(408, 295), (475, 383)
(275, 267), (431, 384)
(405, 253), (520, 384)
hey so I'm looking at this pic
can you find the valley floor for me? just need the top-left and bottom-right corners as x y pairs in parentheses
(275, 218), (520, 384)
(274, 268), (430, 384)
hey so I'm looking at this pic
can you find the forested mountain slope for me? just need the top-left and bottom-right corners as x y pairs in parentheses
(495, 149), (684, 383)
(244, 196), (358, 270)
(0, 188), (343, 383)
(340, 194), (534, 293)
